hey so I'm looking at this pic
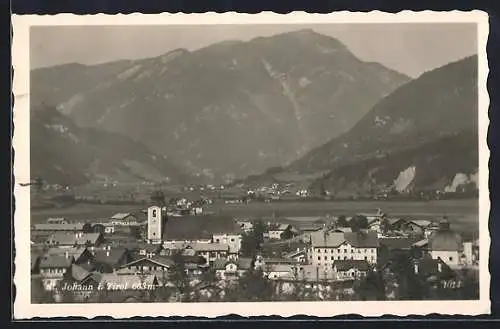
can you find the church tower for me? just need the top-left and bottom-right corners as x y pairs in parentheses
(147, 205), (163, 244)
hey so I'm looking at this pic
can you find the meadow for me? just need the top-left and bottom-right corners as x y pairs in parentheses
(30, 199), (480, 235)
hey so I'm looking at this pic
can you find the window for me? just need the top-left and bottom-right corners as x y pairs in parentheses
(331, 256), (334, 260)
(317, 256), (321, 261)
(216, 239), (220, 243)
(230, 238), (235, 242)
(324, 256), (327, 260)
(338, 256), (341, 260)
(344, 257), (347, 260)
(364, 256), (367, 260)
(449, 257), (453, 262)
(344, 249), (347, 253)
(351, 256), (354, 260)
(324, 249), (327, 253)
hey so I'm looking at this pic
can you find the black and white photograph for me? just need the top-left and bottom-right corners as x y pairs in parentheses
(12, 12), (490, 318)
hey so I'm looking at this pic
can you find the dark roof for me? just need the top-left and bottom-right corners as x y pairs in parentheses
(212, 257), (253, 270)
(39, 255), (74, 269)
(93, 247), (128, 265)
(379, 237), (420, 250)
(415, 257), (454, 278)
(428, 229), (463, 251)
(344, 231), (379, 248)
(333, 259), (370, 271)
(162, 215), (240, 240)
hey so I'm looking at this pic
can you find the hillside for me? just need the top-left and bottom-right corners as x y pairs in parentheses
(246, 55), (479, 195)
(31, 29), (410, 183)
(30, 105), (191, 186)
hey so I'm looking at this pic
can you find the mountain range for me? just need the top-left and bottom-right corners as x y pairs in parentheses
(30, 105), (191, 186)
(249, 55), (479, 196)
(31, 29), (410, 183)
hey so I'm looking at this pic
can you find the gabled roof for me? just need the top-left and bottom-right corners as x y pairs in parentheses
(333, 259), (370, 272)
(310, 231), (345, 247)
(33, 223), (84, 231)
(121, 255), (173, 269)
(39, 255), (74, 269)
(48, 246), (89, 256)
(93, 247), (128, 265)
(428, 229), (463, 252)
(410, 220), (433, 228)
(415, 257), (454, 278)
(70, 264), (91, 281)
(46, 232), (102, 246)
(212, 257), (253, 270)
(334, 227), (352, 233)
(110, 213), (135, 220)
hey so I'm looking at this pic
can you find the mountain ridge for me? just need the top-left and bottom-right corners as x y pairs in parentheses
(31, 29), (410, 183)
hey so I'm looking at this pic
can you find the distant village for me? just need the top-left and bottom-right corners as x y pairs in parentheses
(31, 190), (480, 303)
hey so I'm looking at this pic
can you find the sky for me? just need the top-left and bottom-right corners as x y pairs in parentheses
(30, 23), (478, 78)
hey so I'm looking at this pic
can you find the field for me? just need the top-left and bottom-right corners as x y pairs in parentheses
(30, 199), (480, 235)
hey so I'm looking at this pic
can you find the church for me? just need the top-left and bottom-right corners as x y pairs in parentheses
(146, 204), (243, 253)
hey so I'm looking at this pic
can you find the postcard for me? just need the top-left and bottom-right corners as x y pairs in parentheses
(12, 11), (490, 318)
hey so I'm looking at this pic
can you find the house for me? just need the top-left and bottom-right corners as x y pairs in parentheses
(236, 220), (254, 233)
(406, 220), (434, 237)
(92, 247), (133, 272)
(333, 259), (370, 281)
(45, 232), (104, 248)
(268, 224), (297, 240)
(118, 255), (173, 276)
(309, 230), (379, 273)
(290, 264), (337, 282)
(213, 257), (253, 280)
(254, 256), (301, 270)
(46, 217), (68, 224)
(47, 247), (94, 265)
(39, 255), (75, 291)
(264, 264), (294, 280)
(387, 218), (408, 231)
(412, 255), (456, 284)
(333, 227), (352, 233)
(185, 243), (230, 265)
(284, 248), (307, 263)
(357, 209), (386, 222)
(138, 243), (163, 258)
(427, 219), (463, 268)
(33, 223), (85, 232)
(110, 213), (139, 226)
(296, 223), (323, 242)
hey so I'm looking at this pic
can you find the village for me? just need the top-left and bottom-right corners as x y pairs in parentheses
(30, 191), (480, 303)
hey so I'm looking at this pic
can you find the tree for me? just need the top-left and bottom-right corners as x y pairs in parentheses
(241, 220), (267, 257)
(168, 251), (190, 301)
(353, 269), (386, 301)
(380, 217), (391, 234)
(349, 215), (369, 232)
(280, 226), (296, 240)
(237, 268), (274, 302)
(388, 253), (429, 300)
(337, 215), (348, 227)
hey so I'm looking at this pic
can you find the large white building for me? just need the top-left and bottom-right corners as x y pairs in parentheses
(308, 229), (379, 274)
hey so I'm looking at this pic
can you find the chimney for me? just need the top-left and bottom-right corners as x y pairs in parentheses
(296, 247), (300, 253)
(107, 245), (111, 251)
(65, 251), (69, 258)
(437, 262), (442, 273)
(413, 263), (418, 274)
(106, 250), (110, 257)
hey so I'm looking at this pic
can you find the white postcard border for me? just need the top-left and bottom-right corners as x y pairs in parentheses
(12, 10), (491, 319)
